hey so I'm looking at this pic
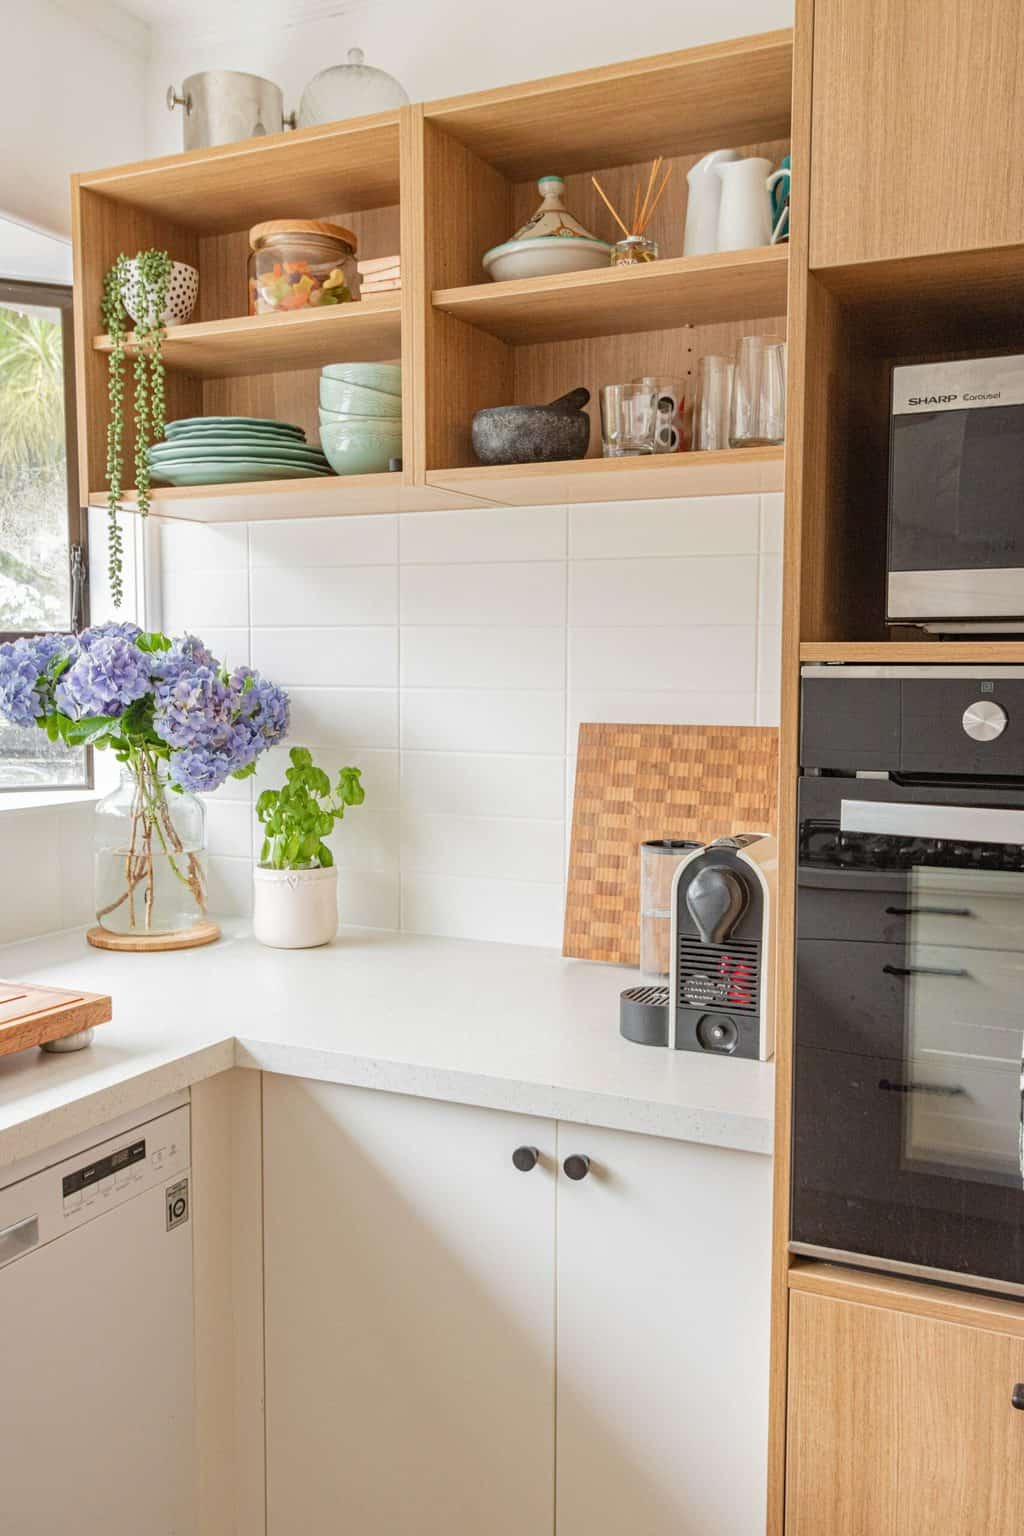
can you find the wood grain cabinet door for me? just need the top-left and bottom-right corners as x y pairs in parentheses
(787, 1289), (1024, 1534)
(553, 1122), (772, 1536)
(809, 0), (1024, 268)
(263, 1077), (556, 1535)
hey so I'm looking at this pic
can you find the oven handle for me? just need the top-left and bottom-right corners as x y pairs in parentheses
(883, 963), (970, 979)
(841, 799), (1024, 846)
(878, 1079), (966, 1097)
(1019, 1042), (1024, 1191)
(885, 905), (975, 918)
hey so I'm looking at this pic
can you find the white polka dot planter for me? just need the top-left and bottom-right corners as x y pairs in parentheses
(123, 259), (199, 327)
(253, 864), (339, 949)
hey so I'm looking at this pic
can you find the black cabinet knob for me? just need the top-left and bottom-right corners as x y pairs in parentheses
(512, 1145), (539, 1172)
(1012, 1383), (1024, 1411)
(563, 1154), (591, 1181)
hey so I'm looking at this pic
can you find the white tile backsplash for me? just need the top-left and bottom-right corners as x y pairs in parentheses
(285, 688), (398, 748)
(251, 565), (398, 627)
(569, 555), (758, 626)
(0, 492), (785, 951)
(400, 561), (567, 627)
(401, 626), (565, 690)
(758, 554), (783, 628)
(251, 627), (398, 686)
(250, 514), (397, 568)
(569, 496), (759, 559)
(401, 751), (564, 820)
(401, 872), (564, 947)
(400, 812), (564, 884)
(401, 688), (565, 755)
(399, 504), (566, 563)
(568, 625), (755, 694)
(162, 569), (249, 630)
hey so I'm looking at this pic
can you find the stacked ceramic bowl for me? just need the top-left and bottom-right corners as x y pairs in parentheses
(149, 417), (332, 486)
(319, 363), (402, 475)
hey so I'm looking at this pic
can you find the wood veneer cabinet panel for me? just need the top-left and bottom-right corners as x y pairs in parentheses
(786, 1288), (1024, 1535)
(810, 0), (1024, 268)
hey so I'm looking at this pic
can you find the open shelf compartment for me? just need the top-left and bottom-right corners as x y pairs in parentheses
(416, 35), (792, 487)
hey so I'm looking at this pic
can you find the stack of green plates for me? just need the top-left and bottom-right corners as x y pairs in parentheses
(149, 417), (333, 487)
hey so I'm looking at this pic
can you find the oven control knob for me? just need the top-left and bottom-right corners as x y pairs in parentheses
(962, 700), (1008, 742)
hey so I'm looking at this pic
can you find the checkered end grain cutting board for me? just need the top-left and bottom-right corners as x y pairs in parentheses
(563, 723), (779, 964)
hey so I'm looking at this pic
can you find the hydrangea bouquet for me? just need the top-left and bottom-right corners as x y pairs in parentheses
(0, 623), (289, 940)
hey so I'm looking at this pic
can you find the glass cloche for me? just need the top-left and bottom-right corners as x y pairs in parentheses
(297, 48), (409, 128)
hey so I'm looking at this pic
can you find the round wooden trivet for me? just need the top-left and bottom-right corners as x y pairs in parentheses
(86, 921), (221, 953)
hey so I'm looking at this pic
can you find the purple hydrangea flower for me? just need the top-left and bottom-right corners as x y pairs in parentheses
(55, 636), (151, 719)
(168, 746), (232, 794)
(231, 667), (290, 753)
(80, 621), (143, 649)
(150, 633), (217, 683)
(0, 633), (77, 726)
(153, 665), (235, 749)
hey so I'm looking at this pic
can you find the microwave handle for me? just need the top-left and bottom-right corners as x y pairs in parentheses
(841, 800), (1024, 846)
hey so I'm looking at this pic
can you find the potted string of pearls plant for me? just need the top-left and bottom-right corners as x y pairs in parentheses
(101, 249), (199, 605)
(254, 747), (365, 948)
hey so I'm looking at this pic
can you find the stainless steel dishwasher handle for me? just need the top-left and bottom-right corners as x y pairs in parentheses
(841, 799), (1024, 846)
(1019, 1041), (1024, 1192)
(0, 1215), (39, 1268)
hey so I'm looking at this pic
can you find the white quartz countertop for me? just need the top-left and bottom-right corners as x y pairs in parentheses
(0, 923), (774, 1169)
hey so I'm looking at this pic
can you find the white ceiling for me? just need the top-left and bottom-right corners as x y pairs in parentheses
(111, 0), (363, 28)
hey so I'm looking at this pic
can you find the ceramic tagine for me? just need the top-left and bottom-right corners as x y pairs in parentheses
(482, 175), (612, 282)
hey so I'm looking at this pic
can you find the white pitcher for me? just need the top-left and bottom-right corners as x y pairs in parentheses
(683, 148), (740, 256)
(715, 157), (774, 252)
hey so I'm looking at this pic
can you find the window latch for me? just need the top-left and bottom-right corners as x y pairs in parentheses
(70, 543), (86, 632)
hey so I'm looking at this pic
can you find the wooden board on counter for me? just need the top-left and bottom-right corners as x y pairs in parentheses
(0, 982), (112, 1056)
(563, 723), (779, 964)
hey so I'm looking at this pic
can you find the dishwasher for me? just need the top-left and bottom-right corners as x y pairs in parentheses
(0, 1093), (196, 1535)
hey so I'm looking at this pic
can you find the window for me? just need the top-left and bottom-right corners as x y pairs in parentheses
(0, 276), (90, 790)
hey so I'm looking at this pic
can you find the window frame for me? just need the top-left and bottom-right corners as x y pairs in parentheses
(0, 276), (93, 792)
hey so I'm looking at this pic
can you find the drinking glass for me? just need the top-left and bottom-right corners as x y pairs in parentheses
(761, 340), (787, 443)
(729, 335), (766, 447)
(693, 356), (734, 451)
(600, 383), (659, 456)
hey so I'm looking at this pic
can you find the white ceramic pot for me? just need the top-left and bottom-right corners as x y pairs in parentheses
(714, 157), (774, 252)
(682, 148), (741, 256)
(253, 865), (338, 948)
(122, 259), (199, 327)
(482, 236), (611, 283)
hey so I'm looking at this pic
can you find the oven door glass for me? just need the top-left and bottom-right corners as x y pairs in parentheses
(792, 783), (1024, 1292)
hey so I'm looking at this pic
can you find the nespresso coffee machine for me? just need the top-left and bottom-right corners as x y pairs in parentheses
(620, 833), (776, 1059)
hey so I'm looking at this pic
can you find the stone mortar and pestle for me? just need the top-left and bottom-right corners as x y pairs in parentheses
(471, 387), (591, 465)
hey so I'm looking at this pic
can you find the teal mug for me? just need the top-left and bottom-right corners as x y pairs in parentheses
(767, 155), (791, 244)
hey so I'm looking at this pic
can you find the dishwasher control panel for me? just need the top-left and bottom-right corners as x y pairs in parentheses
(0, 1104), (190, 1265)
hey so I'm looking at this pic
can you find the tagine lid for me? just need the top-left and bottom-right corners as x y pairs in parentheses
(510, 175), (607, 244)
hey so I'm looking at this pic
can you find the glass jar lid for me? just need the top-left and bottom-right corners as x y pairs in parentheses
(249, 219), (358, 253)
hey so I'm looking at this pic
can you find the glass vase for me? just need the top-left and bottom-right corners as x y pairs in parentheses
(94, 759), (209, 942)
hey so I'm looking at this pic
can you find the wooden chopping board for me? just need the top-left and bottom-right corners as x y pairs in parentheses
(563, 723), (779, 964)
(0, 981), (112, 1056)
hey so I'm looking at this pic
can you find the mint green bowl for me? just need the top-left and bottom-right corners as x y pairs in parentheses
(320, 423), (401, 476)
(319, 377), (403, 417)
(321, 362), (401, 395)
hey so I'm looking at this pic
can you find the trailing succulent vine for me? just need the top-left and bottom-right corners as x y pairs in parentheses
(101, 249), (171, 606)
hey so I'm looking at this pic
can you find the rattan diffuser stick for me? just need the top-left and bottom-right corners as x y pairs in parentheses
(591, 158), (674, 238)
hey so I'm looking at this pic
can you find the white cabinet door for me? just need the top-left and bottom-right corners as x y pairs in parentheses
(263, 1076), (556, 1535)
(554, 1122), (772, 1536)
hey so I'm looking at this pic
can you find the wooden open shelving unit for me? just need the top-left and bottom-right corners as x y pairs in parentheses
(71, 30), (792, 522)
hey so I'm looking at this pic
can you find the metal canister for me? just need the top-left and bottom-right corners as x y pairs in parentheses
(167, 71), (294, 151)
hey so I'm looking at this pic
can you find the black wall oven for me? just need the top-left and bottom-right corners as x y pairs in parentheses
(791, 666), (1024, 1296)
